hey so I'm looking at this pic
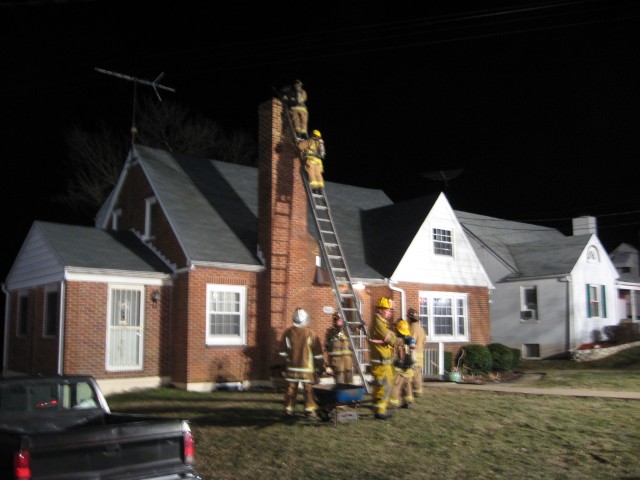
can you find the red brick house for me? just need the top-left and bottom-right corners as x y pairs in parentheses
(2, 99), (492, 395)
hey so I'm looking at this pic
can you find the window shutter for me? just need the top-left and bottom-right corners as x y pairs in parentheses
(586, 284), (591, 318)
(601, 285), (607, 318)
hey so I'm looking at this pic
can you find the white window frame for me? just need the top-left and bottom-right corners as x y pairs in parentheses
(106, 285), (144, 371)
(419, 291), (468, 342)
(206, 284), (247, 346)
(432, 228), (453, 257)
(587, 284), (607, 319)
(520, 285), (538, 322)
(144, 197), (158, 240)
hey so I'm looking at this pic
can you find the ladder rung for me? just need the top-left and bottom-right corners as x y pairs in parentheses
(315, 205), (328, 211)
(318, 218), (330, 223)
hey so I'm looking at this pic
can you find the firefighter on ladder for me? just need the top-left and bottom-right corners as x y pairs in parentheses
(368, 297), (398, 420)
(297, 129), (326, 193)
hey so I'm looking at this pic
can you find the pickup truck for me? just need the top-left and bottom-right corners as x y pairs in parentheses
(0, 375), (202, 480)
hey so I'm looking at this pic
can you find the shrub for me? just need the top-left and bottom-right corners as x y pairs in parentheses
(457, 344), (493, 374)
(444, 351), (453, 372)
(487, 343), (514, 372)
(510, 347), (521, 370)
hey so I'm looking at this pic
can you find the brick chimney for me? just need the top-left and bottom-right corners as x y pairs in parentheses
(572, 216), (597, 236)
(256, 98), (322, 370)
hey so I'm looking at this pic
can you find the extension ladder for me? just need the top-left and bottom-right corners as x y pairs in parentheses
(279, 93), (372, 393)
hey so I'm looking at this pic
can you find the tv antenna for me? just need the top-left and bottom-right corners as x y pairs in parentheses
(420, 169), (464, 188)
(95, 67), (176, 145)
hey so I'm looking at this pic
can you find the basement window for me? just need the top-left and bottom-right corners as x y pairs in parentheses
(523, 344), (540, 359)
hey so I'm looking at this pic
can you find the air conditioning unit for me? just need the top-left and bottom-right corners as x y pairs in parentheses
(521, 309), (537, 320)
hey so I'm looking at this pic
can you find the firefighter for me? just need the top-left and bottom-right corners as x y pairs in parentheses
(368, 297), (398, 420)
(281, 79), (308, 140)
(297, 129), (326, 193)
(407, 308), (427, 397)
(325, 312), (354, 385)
(278, 308), (326, 418)
(389, 319), (416, 409)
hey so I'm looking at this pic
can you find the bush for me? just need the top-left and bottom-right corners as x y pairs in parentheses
(457, 344), (493, 375)
(487, 343), (514, 372)
(510, 347), (521, 370)
(604, 323), (640, 344)
(444, 351), (453, 372)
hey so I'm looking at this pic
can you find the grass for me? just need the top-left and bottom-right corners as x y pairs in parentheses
(107, 346), (640, 480)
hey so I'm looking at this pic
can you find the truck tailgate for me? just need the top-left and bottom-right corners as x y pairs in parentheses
(25, 416), (192, 479)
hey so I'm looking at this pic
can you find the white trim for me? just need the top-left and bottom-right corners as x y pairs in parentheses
(205, 284), (247, 346)
(66, 271), (171, 285)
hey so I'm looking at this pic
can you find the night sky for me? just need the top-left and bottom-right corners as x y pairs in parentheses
(2, 0), (640, 286)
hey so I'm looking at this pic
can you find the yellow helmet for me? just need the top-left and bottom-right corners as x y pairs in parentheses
(311, 129), (322, 138)
(396, 320), (411, 336)
(376, 297), (393, 309)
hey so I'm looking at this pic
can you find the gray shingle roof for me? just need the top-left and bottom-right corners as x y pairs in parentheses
(134, 145), (394, 277)
(455, 210), (564, 268)
(134, 146), (260, 266)
(37, 221), (171, 273)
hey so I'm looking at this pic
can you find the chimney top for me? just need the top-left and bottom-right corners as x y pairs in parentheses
(572, 216), (597, 236)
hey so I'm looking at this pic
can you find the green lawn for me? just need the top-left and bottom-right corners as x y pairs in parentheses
(107, 346), (640, 480)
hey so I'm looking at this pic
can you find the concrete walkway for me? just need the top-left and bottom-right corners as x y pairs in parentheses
(425, 373), (640, 400)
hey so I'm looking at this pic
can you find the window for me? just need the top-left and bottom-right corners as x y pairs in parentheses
(586, 246), (600, 264)
(206, 285), (247, 346)
(523, 344), (540, 358)
(17, 295), (28, 336)
(144, 197), (158, 239)
(111, 208), (122, 231)
(43, 289), (59, 337)
(433, 228), (453, 256)
(106, 287), (143, 371)
(418, 298), (429, 336)
(419, 292), (468, 341)
(586, 284), (607, 318)
(520, 285), (538, 321)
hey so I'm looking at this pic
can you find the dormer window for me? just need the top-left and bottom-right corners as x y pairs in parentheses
(144, 197), (158, 240)
(433, 228), (453, 256)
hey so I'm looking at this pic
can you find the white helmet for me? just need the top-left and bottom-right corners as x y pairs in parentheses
(292, 308), (309, 327)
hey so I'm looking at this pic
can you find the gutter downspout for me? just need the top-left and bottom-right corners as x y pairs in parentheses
(57, 280), (66, 375)
(2, 284), (9, 376)
(559, 276), (573, 352)
(387, 279), (405, 317)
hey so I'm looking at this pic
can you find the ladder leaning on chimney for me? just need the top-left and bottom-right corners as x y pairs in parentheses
(279, 96), (372, 393)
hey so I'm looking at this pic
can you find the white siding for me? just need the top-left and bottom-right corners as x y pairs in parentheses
(392, 193), (492, 288)
(569, 238), (620, 347)
(4, 225), (65, 290)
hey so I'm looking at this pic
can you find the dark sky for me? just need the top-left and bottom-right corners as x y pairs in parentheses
(2, 0), (640, 284)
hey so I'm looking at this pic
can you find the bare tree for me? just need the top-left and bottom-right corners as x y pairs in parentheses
(56, 95), (257, 220)
(54, 121), (129, 221)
